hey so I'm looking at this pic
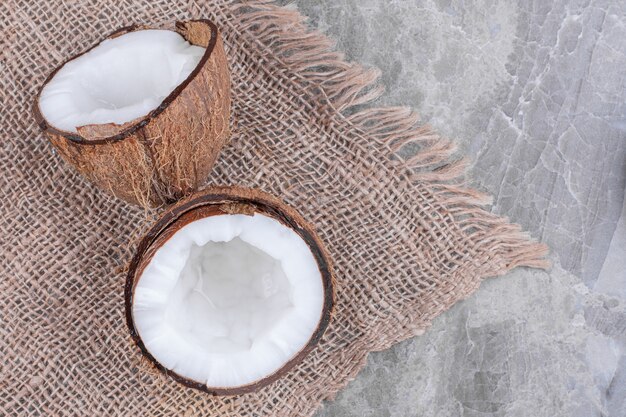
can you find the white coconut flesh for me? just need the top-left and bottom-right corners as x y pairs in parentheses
(132, 213), (325, 388)
(38, 30), (205, 133)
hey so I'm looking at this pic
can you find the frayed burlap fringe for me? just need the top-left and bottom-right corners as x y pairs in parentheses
(227, 1), (549, 275)
(0, 0), (548, 416)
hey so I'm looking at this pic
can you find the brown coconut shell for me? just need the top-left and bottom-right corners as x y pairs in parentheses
(33, 19), (231, 207)
(125, 186), (335, 395)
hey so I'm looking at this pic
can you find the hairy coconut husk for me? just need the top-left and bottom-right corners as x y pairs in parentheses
(33, 20), (231, 207)
(125, 186), (336, 395)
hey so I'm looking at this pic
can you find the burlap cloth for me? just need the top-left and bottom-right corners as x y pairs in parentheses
(0, 0), (549, 415)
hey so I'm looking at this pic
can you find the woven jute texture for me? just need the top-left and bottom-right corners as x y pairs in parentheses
(0, 0), (549, 415)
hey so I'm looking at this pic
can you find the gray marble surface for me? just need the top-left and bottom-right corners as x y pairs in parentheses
(275, 1), (626, 416)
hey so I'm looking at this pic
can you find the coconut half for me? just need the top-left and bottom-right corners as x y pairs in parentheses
(125, 187), (335, 394)
(33, 19), (231, 207)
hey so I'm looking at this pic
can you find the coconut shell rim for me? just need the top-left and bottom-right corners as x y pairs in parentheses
(124, 186), (335, 395)
(32, 19), (220, 146)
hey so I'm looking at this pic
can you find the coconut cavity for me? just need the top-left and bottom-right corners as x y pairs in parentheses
(167, 238), (292, 353)
(38, 30), (205, 133)
(132, 213), (325, 388)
